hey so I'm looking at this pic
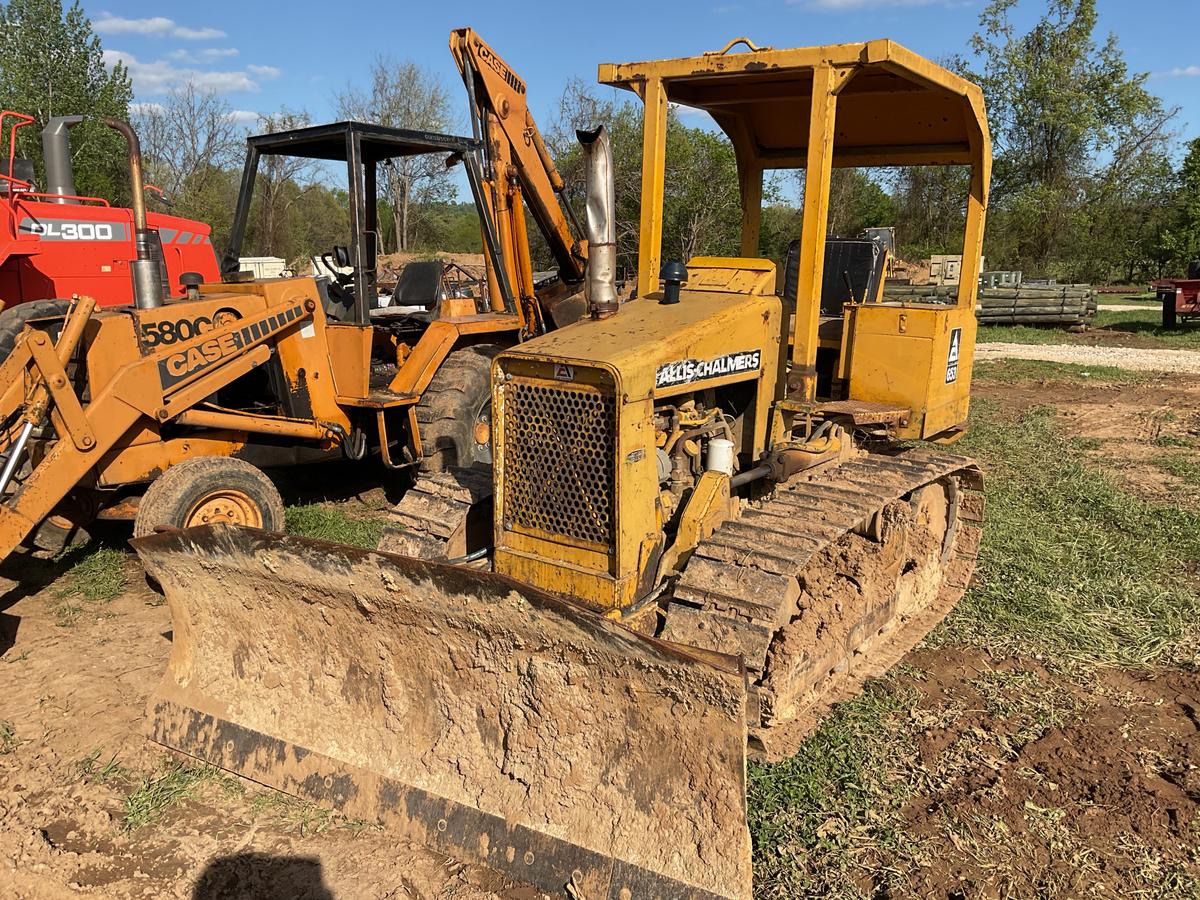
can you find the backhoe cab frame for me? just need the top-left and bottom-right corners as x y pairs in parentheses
(600, 37), (991, 438)
(222, 121), (524, 325)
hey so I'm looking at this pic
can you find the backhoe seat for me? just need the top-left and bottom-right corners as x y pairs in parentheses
(389, 260), (444, 309)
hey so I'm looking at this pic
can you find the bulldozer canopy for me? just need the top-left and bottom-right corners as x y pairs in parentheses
(599, 38), (990, 171)
(599, 37), (991, 307)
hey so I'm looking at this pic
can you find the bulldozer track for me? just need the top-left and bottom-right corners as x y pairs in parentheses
(377, 466), (493, 559)
(662, 448), (984, 761)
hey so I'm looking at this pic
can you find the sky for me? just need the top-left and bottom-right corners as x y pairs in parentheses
(87, 0), (1200, 152)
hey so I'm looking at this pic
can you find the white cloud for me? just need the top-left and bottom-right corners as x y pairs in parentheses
(129, 101), (164, 116)
(94, 14), (225, 41)
(168, 47), (239, 63)
(103, 49), (276, 95)
(670, 102), (712, 119)
(1161, 65), (1200, 78)
(228, 109), (261, 125)
(172, 25), (225, 40)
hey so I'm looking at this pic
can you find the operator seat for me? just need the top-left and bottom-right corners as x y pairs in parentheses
(781, 236), (887, 318)
(390, 260), (443, 308)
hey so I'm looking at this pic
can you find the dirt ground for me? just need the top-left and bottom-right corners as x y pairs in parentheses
(0, 566), (537, 900)
(975, 374), (1200, 507)
(1, 373), (1198, 898)
(897, 646), (1200, 899)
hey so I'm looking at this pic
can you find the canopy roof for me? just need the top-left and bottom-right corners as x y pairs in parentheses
(599, 38), (989, 170)
(245, 121), (474, 164)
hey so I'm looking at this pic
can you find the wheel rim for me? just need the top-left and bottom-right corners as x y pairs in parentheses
(184, 490), (263, 528)
(472, 401), (492, 464)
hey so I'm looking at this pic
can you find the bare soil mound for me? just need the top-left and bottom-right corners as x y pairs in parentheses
(897, 647), (1200, 899)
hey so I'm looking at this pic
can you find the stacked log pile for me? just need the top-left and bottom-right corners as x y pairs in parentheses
(883, 283), (1097, 326)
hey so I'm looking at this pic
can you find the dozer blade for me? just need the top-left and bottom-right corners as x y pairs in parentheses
(132, 525), (752, 899)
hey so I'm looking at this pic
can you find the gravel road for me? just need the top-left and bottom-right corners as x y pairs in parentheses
(976, 341), (1200, 373)
(1097, 303), (1159, 312)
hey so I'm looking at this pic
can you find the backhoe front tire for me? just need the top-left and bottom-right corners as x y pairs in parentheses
(415, 344), (503, 472)
(0, 299), (72, 361)
(133, 457), (285, 538)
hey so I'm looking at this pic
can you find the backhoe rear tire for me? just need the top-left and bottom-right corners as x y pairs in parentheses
(0, 299), (72, 361)
(133, 457), (285, 538)
(415, 344), (503, 473)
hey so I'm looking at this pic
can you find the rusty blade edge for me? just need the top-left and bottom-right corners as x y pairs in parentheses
(148, 699), (739, 900)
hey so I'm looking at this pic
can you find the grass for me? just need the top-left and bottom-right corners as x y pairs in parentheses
(48, 545), (127, 627)
(285, 502), (389, 549)
(946, 400), (1200, 668)
(53, 546), (126, 603)
(75, 748), (129, 785)
(749, 680), (921, 898)
(748, 387), (1200, 895)
(248, 790), (351, 836)
(0, 719), (19, 754)
(1154, 452), (1200, 490)
(974, 357), (1150, 385)
(122, 760), (232, 831)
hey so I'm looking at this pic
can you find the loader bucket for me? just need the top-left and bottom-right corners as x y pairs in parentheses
(132, 525), (752, 899)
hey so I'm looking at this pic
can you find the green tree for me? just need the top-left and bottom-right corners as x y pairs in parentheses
(967, 0), (1175, 277)
(0, 0), (132, 200)
(337, 57), (456, 252)
(548, 82), (746, 275)
(1162, 138), (1200, 273)
(135, 87), (243, 254)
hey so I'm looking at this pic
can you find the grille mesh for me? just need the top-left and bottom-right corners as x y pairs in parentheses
(502, 377), (616, 546)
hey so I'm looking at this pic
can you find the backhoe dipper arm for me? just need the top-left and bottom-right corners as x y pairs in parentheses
(450, 28), (587, 294)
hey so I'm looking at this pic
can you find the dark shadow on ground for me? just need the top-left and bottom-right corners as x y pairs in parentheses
(1099, 320), (1173, 336)
(270, 457), (411, 508)
(192, 853), (334, 900)
(0, 611), (17, 656)
(0, 521), (127, 613)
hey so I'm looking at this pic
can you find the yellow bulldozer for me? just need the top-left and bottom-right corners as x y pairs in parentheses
(131, 37), (990, 899)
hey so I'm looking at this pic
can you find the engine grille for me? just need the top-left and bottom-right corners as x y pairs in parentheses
(502, 376), (616, 547)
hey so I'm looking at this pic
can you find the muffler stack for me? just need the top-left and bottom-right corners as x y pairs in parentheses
(133, 526), (753, 899)
(577, 126), (619, 319)
(100, 117), (165, 309)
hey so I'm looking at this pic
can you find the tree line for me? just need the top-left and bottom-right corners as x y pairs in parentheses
(2, 0), (1198, 283)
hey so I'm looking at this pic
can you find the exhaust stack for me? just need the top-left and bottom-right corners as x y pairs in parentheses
(576, 126), (619, 319)
(100, 117), (164, 309)
(41, 116), (84, 204)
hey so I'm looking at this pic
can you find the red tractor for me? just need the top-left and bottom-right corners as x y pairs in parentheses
(1157, 260), (1200, 330)
(0, 110), (220, 356)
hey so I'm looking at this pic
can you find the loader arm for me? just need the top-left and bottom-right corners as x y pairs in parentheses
(451, 28), (587, 330)
(0, 294), (338, 559)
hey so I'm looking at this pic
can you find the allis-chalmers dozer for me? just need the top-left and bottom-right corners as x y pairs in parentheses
(133, 37), (990, 899)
